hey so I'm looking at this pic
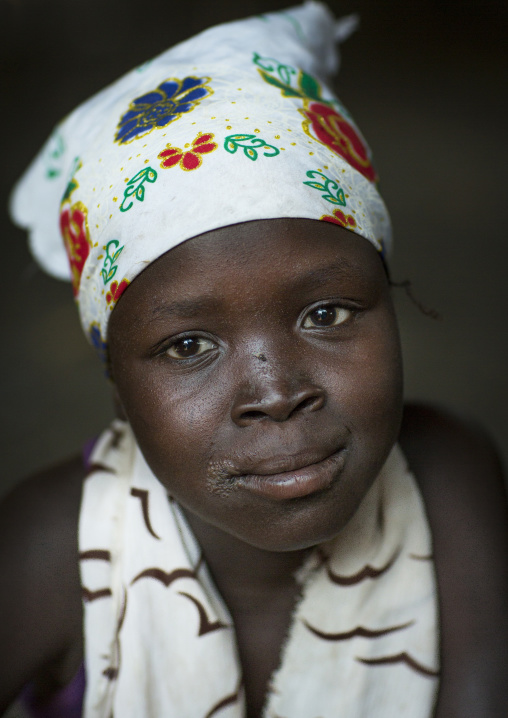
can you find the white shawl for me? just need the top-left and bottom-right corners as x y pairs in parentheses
(79, 420), (439, 717)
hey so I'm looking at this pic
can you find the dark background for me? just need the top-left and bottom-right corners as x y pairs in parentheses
(1, 0), (507, 500)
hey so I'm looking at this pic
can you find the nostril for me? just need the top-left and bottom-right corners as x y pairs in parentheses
(289, 392), (326, 418)
(241, 410), (267, 422)
(237, 392), (324, 425)
(296, 396), (318, 413)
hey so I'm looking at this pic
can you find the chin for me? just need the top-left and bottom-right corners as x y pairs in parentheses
(228, 487), (371, 553)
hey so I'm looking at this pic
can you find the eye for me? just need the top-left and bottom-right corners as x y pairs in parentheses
(302, 305), (352, 328)
(165, 336), (216, 360)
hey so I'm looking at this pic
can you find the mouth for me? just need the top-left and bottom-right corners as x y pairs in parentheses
(233, 449), (346, 501)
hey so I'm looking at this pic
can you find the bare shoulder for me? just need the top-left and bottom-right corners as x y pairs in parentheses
(400, 402), (508, 717)
(0, 455), (85, 712)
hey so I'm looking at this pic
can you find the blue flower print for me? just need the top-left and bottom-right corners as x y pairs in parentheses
(115, 76), (213, 144)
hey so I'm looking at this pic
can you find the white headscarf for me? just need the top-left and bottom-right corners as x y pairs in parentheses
(10, 2), (391, 353)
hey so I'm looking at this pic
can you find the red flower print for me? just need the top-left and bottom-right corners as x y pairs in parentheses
(321, 208), (357, 229)
(158, 132), (218, 171)
(59, 201), (92, 296)
(106, 278), (130, 306)
(300, 103), (378, 183)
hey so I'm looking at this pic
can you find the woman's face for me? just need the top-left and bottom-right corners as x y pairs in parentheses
(108, 218), (403, 552)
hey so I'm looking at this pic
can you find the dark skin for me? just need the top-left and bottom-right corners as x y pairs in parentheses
(0, 219), (507, 716)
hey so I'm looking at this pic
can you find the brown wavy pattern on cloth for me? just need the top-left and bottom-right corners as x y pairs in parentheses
(79, 549), (112, 561)
(303, 619), (413, 642)
(130, 555), (204, 588)
(356, 652), (439, 678)
(130, 487), (161, 539)
(325, 546), (402, 586)
(109, 426), (124, 448)
(86, 463), (116, 477)
(204, 679), (243, 718)
(101, 587), (128, 681)
(82, 587), (112, 602)
(102, 666), (118, 680)
(116, 586), (128, 635)
(178, 591), (229, 636)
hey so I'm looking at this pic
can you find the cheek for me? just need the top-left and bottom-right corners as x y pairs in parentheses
(340, 317), (403, 450)
(114, 362), (226, 484)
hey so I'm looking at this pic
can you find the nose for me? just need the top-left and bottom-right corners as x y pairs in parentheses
(231, 365), (326, 426)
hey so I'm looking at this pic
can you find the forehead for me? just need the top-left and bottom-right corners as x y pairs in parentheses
(126, 217), (384, 290)
(109, 218), (387, 329)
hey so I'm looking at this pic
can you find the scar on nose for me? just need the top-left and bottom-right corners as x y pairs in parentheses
(253, 353), (267, 362)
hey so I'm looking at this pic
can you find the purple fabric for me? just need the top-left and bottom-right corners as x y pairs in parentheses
(20, 439), (96, 717)
(82, 436), (98, 471)
(21, 663), (85, 718)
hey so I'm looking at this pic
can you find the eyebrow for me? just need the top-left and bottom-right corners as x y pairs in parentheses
(288, 260), (369, 289)
(145, 296), (221, 325)
(138, 259), (370, 328)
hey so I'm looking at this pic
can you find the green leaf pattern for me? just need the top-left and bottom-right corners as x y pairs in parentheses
(252, 51), (352, 119)
(252, 53), (296, 86)
(298, 72), (322, 102)
(303, 170), (347, 206)
(101, 239), (124, 286)
(224, 134), (280, 161)
(44, 130), (65, 180)
(253, 52), (328, 104)
(61, 157), (82, 204)
(119, 167), (158, 212)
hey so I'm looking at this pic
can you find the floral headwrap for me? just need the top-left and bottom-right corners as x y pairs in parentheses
(10, 1), (391, 352)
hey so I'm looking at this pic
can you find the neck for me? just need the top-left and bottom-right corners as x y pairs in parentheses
(182, 508), (309, 610)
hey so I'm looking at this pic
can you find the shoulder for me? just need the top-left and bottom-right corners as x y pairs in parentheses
(0, 455), (85, 711)
(400, 402), (508, 717)
(400, 401), (504, 478)
(399, 402), (507, 554)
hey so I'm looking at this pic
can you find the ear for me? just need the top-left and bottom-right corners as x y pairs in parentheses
(112, 386), (128, 421)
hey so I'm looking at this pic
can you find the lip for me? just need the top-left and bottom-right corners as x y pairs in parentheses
(235, 449), (346, 501)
